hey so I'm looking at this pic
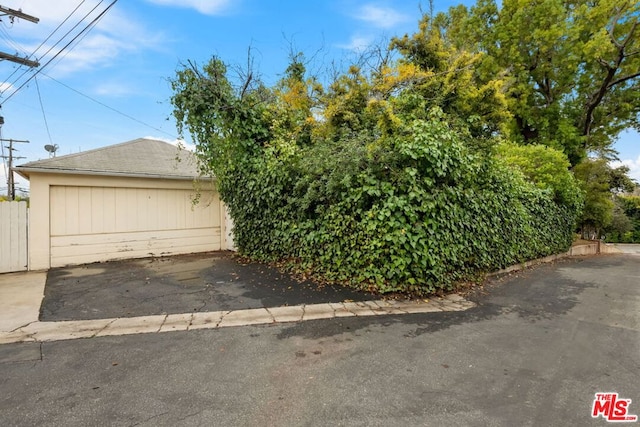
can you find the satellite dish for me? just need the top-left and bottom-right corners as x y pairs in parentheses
(44, 144), (59, 157)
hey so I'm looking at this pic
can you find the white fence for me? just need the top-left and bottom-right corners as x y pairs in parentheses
(0, 201), (28, 273)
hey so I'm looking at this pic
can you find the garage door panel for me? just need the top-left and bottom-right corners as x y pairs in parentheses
(157, 189), (168, 227)
(114, 188), (129, 232)
(51, 228), (221, 267)
(49, 185), (222, 267)
(78, 187), (93, 233)
(51, 187), (219, 235)
(51, 241), (220, 267)
(102, 187), (116, 233)
(90, 187), (104, 233)
(50, 187), (66, 236)
(64, 186), (80, 235)
(51, 227), (219, 247)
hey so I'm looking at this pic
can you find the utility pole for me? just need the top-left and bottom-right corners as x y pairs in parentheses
(0, 5), (39, 68)
(0, 6), (39, 23)
(0, 6), (38, 198)
(0, 138), (28, 200)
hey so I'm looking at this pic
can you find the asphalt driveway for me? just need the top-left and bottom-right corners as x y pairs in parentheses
(39, 251), (376, 321)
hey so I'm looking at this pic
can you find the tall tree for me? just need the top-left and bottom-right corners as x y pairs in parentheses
(390, 13), (511, 142)
(431, 0), (640, 165)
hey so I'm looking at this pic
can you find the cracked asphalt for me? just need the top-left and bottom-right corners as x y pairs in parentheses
(1, 254), (638, 426)
(40, 251), (376, 321)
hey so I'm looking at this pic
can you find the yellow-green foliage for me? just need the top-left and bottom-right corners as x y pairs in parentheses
(496, 142), (583, 211)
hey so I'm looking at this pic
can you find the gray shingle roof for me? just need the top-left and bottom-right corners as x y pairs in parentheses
(14, 138), (209, 181)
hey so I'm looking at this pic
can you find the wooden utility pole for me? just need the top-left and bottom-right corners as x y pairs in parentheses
(0, 51), (39, 68)
(0, 6), (38, 198)
(0, 6), (39, 23)
(0, 138), (28, 200)
(0, 5), (39, 68)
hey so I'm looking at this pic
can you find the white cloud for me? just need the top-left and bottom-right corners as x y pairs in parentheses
(337, 35), (375, 52)
(145, 0), (232, 15)
(44, 34), (122, 76)
(0, 82), (14, 93)
(355, 4), (410, 29)
(611, 156), (640, 183)
(93, 81), (137, 98)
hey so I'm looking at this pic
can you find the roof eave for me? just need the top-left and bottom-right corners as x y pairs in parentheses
(12, 166), (215, 182)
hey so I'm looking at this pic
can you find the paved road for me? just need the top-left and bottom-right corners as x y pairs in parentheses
(614, 243), (640, 255)
(1, 255), (638, 426)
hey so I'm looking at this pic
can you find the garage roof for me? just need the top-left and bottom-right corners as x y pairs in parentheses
(14, 138), (211, 181)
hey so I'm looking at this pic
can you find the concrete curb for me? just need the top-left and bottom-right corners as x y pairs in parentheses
(488, 253), (569, 278)
(487, 241), (614, 278)
(0, 296), (476, 344)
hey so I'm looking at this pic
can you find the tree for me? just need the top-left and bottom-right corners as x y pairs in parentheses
(431, 0), (640, 165)
(495, 142), (582, 210)
(605, 195), (640, 242)
(265, 53), (319, 150)
(573, 159), (614, 238)
(170, 57), (271, 182)
(319, 65), (375, 138)
(609, 165), (637, 194)
(389, 13), (511, 142)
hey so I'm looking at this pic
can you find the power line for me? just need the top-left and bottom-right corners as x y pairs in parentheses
(29, 0), (89, 62)
(0, 23), (26, 53)
(46, 2), (112, 74)
(1, 0), (117, 104)
(42, 73), (178, 139)
(1, 1), (107, 98)
(0, 0), (177, 147)
(1, 0), (89, 88)
(34, 76), (53, 145)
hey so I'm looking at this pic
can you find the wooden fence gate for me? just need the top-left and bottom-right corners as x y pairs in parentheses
(0, 201), (28, 273)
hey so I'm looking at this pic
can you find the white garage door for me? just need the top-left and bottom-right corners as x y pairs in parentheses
(49, 186), (221, 267)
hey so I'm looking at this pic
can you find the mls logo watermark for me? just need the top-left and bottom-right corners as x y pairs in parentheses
(592, 393), (638, 422)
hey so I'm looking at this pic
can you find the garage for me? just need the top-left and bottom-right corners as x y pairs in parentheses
(15, 138), (232, 270)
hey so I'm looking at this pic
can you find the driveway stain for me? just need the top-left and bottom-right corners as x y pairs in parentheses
(40, 252), (375, 321)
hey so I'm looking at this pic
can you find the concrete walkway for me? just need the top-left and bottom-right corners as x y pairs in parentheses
(0, 270), (476, 344)
(0, 271), (46, 333)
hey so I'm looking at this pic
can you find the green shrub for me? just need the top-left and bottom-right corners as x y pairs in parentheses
(222, 114), (579, 295)
(171, 58), (582, 296)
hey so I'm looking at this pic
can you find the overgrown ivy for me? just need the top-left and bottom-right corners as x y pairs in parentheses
(171, 57), (582, 296)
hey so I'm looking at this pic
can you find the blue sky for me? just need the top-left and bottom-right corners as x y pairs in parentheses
(1, 0), (638, 194)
